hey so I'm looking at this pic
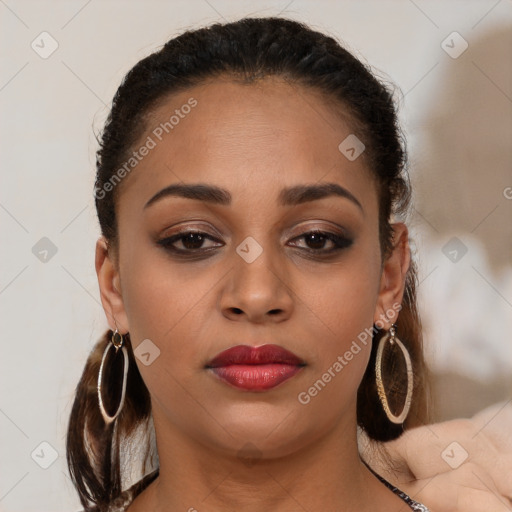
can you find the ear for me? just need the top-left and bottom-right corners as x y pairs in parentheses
(373, 223), (411, 329)
(95, 236), (130, 333)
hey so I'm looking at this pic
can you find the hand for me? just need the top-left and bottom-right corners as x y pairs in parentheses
(361, 401), (512, 511)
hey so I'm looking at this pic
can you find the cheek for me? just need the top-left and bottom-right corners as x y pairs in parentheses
(293, 255), (380, 418)
(119, 260), (213, 408)
(119, 242), (226, 381)
(296, 238), (381, 399)
(307, 240), (381, 346)
(121, 255), (212, 344)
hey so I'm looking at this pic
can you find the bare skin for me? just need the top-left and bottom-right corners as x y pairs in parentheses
(96, 76), (413, 511)
(371, 402), (512, 511)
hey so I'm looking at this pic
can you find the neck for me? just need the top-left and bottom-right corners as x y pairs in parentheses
(129, 406), (405, 512)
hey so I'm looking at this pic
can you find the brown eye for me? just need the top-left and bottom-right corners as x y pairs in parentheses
(157, 230), (223, 253)
(177, 232), (207, 250)
(288, 230), (353, 253)
(302, 232), (329, 250)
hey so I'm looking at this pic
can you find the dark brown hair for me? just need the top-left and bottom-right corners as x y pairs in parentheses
(66, 16), (431, 510)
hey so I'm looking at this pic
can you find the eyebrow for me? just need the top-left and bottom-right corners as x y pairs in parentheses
(144, 182), (363, 212)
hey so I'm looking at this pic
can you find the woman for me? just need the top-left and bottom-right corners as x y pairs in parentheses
(66, 16), (510, 512)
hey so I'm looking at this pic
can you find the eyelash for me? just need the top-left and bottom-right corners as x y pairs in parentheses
(157, 229), (353, 256)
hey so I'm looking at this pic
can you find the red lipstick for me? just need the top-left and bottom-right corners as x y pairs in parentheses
(206, 344), (306, 391)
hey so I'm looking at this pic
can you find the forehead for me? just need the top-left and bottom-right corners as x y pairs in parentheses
(118, 76), (377, 214)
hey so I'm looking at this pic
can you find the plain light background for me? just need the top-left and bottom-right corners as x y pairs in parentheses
(1, 1), (511, 510)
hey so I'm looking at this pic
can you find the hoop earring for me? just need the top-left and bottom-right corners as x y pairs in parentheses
(375, 324), (413, 424)
(97, 329), (129, 425)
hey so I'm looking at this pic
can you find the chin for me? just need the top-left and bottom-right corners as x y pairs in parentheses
(203, 408), (322, 461)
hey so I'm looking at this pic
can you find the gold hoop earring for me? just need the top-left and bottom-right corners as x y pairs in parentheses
(375, 324), (413, 424)
(97, 329), (129, 425)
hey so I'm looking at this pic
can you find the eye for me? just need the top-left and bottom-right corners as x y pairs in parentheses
(288, 230), (353, 253)
(156, 228), (353, 257)
(157, 230), (223, 254)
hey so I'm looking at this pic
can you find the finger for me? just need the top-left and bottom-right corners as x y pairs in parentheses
(415, 483), (512, 512)
(384, 419), (502, 481)
(398, 463), (512, 512)
(470, 402), (512, 498)
(490, 453), (512, 502)
(471, 401), (512, 453)
(381, 420), (470, 479)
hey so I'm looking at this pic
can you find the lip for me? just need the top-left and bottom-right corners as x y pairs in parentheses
(205, 344), (306, 391)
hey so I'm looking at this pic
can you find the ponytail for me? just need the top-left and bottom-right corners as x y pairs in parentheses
(66, 330), (152, 510)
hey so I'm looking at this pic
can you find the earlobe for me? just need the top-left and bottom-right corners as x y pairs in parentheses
(95, 236), (130, 333)
(373, 223), (411, 328)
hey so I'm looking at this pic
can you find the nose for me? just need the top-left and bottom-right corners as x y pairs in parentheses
(220, 243), (294, 324)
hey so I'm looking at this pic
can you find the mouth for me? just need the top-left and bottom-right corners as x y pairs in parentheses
(205, 344), (306, 391)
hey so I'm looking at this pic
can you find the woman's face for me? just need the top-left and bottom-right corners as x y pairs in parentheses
(97, 76), (408, 459)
